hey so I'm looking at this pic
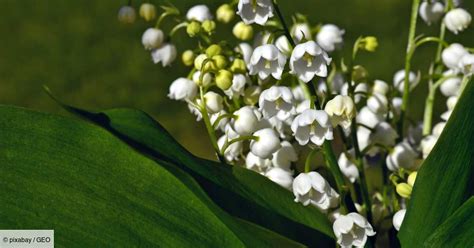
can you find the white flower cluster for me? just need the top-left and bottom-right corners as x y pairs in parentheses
(120, 0), (472, 246)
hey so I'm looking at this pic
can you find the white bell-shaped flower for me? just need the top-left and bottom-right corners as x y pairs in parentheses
(444, 8), (471, 34)
(272, 141), (298, 170)
(237, 0), (274, 25)
(188, 102), (202, 121)
(218, 133), (242, 162)
(151, 43), (177, 66)
(324, 95), (356, 130)
(421, 135), (438, 159)
(391, 97), (403, 117)
(291, 109), (333, 146)
(459, 53), (474, 76)
(371, 122), (398, 148)
(168, 78), (197, 101)
(419, 1), (444, 25)
(259, 86), (295, 120)
(289, 41), (332, 82)
(275, 36), (292, 56)
(333, 213), (376, 247)
(203, 91), (224, 114)
(296, 99), (311, 114)
(393, 69), (417, 93)
(186, 5), (213, 22)
(236, 43), (253, 66)
(316, 24), (345, 52)
(338, 152), (359, 183)
(141, 28), (164, 50)
(232, 106), (260, 135)
(442, 43), (468, 71)
(292, 172), (340, 210)
(373, 80), (390, 95)
(440, 71), (462, 96)
(356, 106), (384, 129)
(291, 23), (312, 42)
(386, 142), (418, 171)
(224, 74), (248, 99)
(392, 209), (407, 231)
(210, 110), (230, 132)
(250, 128), (281, 158)
(367, 93), (389, 115)
(192, 70), (213, 87)
(245, 151), (272, 173)
(265, 167), (294, 190)
(357, 126), (372, 152)
(249, 44), (287, 80)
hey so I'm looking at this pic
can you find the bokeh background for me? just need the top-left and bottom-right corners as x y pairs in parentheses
(0, 0), (473, 158)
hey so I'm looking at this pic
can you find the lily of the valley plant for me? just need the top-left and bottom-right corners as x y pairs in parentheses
(118, 0), (473, 246)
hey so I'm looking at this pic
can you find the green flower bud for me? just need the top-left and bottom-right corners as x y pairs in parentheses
(194, 54), (208, 70)
(216, 70), (233, 90)
(206, 44), (222, 57)
(216, 4), (235, 23)
(182, 50), (195, 67)
(139, 3), (156, 21)
(186, 21), (201, 37)
(352, 65), (368, 83)
(361, 36), (378, 52)
(396, 183), (413, 199)
(230, 58), (247, 74)
(233, 22), (253, 41)
(212, 55), (228, 69)
(407, 171), (417, 187)
(202, 20), (216, 34)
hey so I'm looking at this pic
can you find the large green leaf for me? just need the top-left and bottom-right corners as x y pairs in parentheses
(423, 197), (474, 247)
(398, 80), (474, 246)
(0, 105), (303, 247)
(47, 92), (335, 245)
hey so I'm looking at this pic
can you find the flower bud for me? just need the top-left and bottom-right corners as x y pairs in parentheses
(202, 20), (216, 34)
(230, 59), (247, 74)
(203, 91), (224, 114)
(459, 53), (474, 76)
(151, 43), (177, 67)
(233, 106), (259, 135)
(233, 22), (254, 41)
(265, 168), (293, 190)
(212, 55), (228, 69)
(118, 6), (136, 24)
(216, 70), (233, 90)
(186, 21), (201, 37)
(182, 50), (195, 66)
(373, 80), (389, 95)
(360, 36), (378, 52)
(444, 8), (471, 34)
(186, 5), (213, 22)
(324, 95), (356, 130)
(393, 209), (406, 231)
(206, 44), (222, 57)
(316, 24), (344, 52)
(194, 54), (208, 70)
(396, 183), (412, 198)
(250, 128), (281, 159)
(168, 78), (197, 101)
(139, 3), (156, 21)
(352, 65), (368, 83)
(367, 93), (388, 114)
(291, 23), (312, 42)
(192, 71), (213, 87)
(141, 28), (164, 50)
(442, 43), (468, 70)
(407, 172), (417, 187)
(419, 2), (444, 25)
(216, 4), (235, 23)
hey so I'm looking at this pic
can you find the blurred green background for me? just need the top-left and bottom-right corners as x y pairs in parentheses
(0, 0), (473, 158)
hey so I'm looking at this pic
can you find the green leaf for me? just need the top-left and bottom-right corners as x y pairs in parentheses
(47, 93), (335, 245)
(423, 197), (474, 247)
(0, 105), (303, 247)
(398, 80), (474, 247)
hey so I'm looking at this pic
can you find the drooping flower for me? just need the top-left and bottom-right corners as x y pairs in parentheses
(168, 78), (197, 101)
(338, 152), (359, 183)
(141, 28), (164, 50)
(249, 44), (287, 80)
(373, 79), (390, 95)
(271, 141), (298, 171)
(275, 36), (292, 56)
(367, 93), (389, 115)
(442, 43), (468, 71)
(392, 209), (407, 231)
(440, 71), (462, 96)
(210, 110), (230, 132)
(458, 53), (474, 76)
(218, 127), (242, 162)
(291, 23), (312, 42)
(393, 69), (417, 93)
(237, 0), (274, 25)
(356, 106), (384, 129)
(386, 142), (418, 171)
(232, 106), (260, 135)
(324, 95), (356, 130)
(419, 1), (444, 25)
(289, 41), (332, 82)
(333, 213), (376, 247)
(139, 3), (156, 21)
(203, 91), (224, 114)
(316, 24), (345, 52)
(258, 86), (295, 120)
(265, 167), (294, 190)
(245, 151), (272, 173)
(186, 5), (213, 22)
(151, 43), (177, 66)
(292, 172), (340, 210)
(250, 128), (281, 159)
(421, 135), (438, 159)
(444, 8), (471, 34)
(371, 122), (398, 148)
(224, 74), (248, 99)
(291, 109), (333, 146)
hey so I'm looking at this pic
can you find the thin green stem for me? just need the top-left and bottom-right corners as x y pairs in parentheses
(271, 1), (296, 47)
(399, 0), (421, 139)
(220, 135), (258, 155)
(422, 76), (456, 135)
(199, 86), (225, 163)
(169, 22), (188, 37)
(212, 113), (236, 130)
(414, 37), (449, 49)
(304, 149), (319, 173)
